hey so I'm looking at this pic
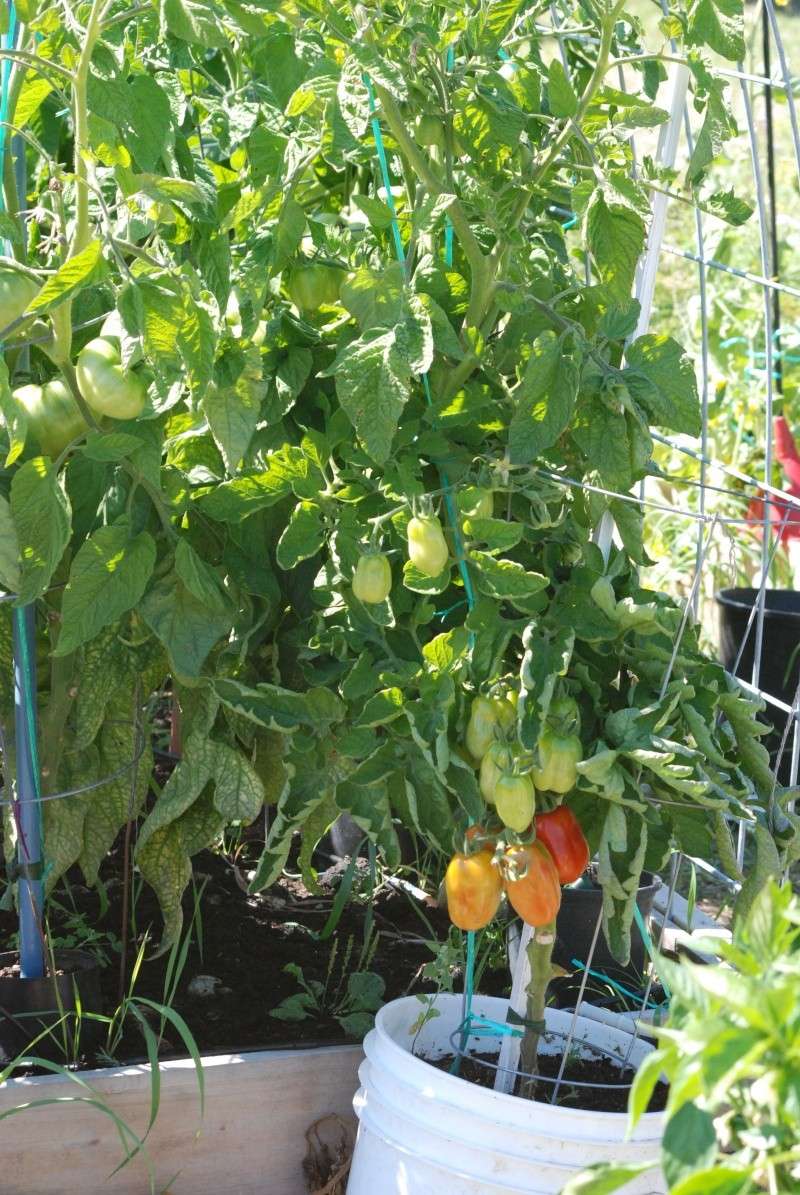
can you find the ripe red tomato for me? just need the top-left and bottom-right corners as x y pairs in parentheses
(535, 806), (589, 884)
(445, 849), (502, 931)
(503, 842), (561, 927)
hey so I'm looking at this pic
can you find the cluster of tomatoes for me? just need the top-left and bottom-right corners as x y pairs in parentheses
(346, 481), (591, 935)
(0, 265), (148, 459)
(352, 509), (451, 603)
(445, 692), (589, 931)
(445, 805), (589, 933)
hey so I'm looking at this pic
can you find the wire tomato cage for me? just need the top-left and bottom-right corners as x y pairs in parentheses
(394, 0), (800, 1101)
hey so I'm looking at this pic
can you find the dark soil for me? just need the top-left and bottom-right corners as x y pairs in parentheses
(0, 840), (509, 1070)
(429, 1048), (668, 1114)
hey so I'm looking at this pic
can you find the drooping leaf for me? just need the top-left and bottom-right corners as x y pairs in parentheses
(508, 332), (578, 463)
(55, 521), (156, 656)
(327, 329), (411, 464)
(10, 457), (71, 604)
(140, 571), (233, 679)
(0, 495), (20, 593)
(625, 335), (701, 436)
(585, 191), (645, 304)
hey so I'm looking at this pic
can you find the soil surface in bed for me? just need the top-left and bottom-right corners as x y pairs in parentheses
(0, 840), (509, 1071)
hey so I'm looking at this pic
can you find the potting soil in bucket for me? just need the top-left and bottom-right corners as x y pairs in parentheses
(347, 994), (665, 1195)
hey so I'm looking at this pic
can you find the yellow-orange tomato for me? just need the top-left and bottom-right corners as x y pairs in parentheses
(445, 850), (502, 931)
(503, 842), (561, 927)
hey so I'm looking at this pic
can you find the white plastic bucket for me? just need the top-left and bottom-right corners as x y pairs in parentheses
(347, 994), (665, 1195)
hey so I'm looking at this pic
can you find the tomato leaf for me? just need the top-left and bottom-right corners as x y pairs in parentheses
(276, 501), (325, 570)
(24, 239), (106, 317)
(0, 495), (20, 594)
(508, 332), (578, 463)
(327, 329), (411, 464)
(10, 457), (71, 604)
(55, 521), (157, 656)
(548, 59), (578, 118)
(625, 334), (701, 437)
(140, 571), (233, 678)
(585, 190), (645, 305)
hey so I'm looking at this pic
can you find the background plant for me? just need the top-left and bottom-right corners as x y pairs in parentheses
(565, 880), (800, 1195)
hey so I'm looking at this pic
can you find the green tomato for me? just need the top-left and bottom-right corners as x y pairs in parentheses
(286, 263), (343, 312)
(465, 695), (498, 761)
(459, 485), (494, 521)
(0, 267), (39, 334)
(480, 742), (513, 804)
(352, 553), (392, 604)
(415, 114), (446, 149)
(531, 730), (581, 794)
(76, 337), (147, 420)
(13, 379), (87, 458)
(99, 309), (143, 365)
(407, 514), (449, 577)
(494, 771), (535, 833)
(492, 694), (517, 735)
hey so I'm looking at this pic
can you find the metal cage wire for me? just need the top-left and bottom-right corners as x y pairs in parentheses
(491, 0), (800, 1097)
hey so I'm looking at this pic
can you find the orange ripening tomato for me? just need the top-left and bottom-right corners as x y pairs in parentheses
(445, 850), (502, 931)
(503, 842), (561, 927)
(535, 806), (590, 884)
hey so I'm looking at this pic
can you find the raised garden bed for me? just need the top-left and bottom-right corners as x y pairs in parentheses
(0, 1043), (363, 1195)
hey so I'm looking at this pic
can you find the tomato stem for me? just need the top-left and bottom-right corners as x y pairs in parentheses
(518, 920), (556, 1099)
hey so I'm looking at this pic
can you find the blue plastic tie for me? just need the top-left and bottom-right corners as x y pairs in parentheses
(2, 8), (46, 981)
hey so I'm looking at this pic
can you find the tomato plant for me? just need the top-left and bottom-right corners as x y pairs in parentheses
(465, 694), (498, 760)
(479, 741), (513, 804)
(531, 729), (582, 794)
(407, 513), (449, 577)
(75, 337), (147, 420)
(494, 770), (535, 833)
(286, 262), (344, 312)
(0, 0), (788, 1024)
(0, 264), (38, 335)
(12, 380), (87, 459)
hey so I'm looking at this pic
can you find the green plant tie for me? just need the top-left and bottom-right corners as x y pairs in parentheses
(633, 902), (671, 1001)
(569, 957), (664, 1011)
(363, 74), (478, 616)
(363, 71), (479, 1054)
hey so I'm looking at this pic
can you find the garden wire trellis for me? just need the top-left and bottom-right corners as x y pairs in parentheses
(442, 0), (800, 1099)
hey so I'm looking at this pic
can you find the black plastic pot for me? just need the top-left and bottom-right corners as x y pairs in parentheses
(716, 587), (800, 782)
(0, 948), (103, 1064)
(552, 871), (662, 981)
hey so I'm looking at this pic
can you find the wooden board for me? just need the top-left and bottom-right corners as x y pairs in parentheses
(0, 1044), (363, 1195)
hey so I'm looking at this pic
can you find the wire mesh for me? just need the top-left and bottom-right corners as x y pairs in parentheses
(494, 0), (800, 1084)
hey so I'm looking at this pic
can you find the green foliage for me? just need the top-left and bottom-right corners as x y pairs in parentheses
(270, 933), (385, 1038)
(566, 882), (800, 1194)
(0, 0), (773, 952)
